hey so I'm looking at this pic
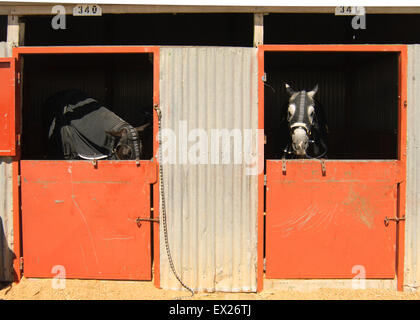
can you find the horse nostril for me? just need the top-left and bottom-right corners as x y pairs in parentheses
(292, 140), (308, 154)
(293, 143), (303, 150)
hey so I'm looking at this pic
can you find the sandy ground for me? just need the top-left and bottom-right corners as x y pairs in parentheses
(1, 277), (419, 300)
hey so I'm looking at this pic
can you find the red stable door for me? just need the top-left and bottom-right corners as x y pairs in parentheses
(20, 160), (156, 280)
(0, 57), (20, 282)
(14, 46), (160, 281)
(258, 45), (407, 291)
(266, 160), (400, 279)
(0, 58), (16, 156)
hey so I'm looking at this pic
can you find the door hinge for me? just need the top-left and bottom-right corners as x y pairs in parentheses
(19, 257), (24, 271)
(264, 174), (267, 186)
(17, 174), (21, 187)
(321, 159), (326, 176)
(17, 72), (21, 84)
(262, 73), (267, 82)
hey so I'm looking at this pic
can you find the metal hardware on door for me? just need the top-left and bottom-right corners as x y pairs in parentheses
(282, 159), (287, 175)
(384, 216), (406, 226)
(262, 73), (267, 82)
(321, 160), (326, 176)
(136, 217), (159, 228)
(91, 159), (97, 168)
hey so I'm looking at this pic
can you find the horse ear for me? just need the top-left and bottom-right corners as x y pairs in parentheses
(308, 84), (318, 98)
(285, 83), (294, 95)
(106, 129), (123, 138)
(135, 122), (150, 132)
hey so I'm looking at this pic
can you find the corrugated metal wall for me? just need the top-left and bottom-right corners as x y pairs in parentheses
(0, 158), (14, 282)
(159, 47), (259, 292)
(405, 45), (420, 291)
(0, 41), (14, 282)
(0, 41), (11, 57)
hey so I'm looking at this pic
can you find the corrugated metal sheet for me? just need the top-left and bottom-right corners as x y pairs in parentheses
(0, 42), (12, 58)
(159, 47), (258, 292)
(405, 45), (420, 292)
(0, 41), (14, 282)
(0, 157), (14, 282)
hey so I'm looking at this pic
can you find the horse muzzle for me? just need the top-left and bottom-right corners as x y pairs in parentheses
(291, 127), (309, 156)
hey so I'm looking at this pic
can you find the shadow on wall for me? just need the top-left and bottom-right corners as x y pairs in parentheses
(0, 216), (16, 288)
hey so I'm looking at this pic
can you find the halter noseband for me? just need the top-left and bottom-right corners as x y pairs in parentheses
(290, 122), (312, 136)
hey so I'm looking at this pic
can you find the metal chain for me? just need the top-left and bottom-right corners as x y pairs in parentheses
(154, 104), (195, 297)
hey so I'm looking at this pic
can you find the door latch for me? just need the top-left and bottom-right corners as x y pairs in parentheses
(136, 217), (159, 228)
(384, 216), (406, 227)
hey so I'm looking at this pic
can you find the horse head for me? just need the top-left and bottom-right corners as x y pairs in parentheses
(106, 122), (150, 160)
(284, 83), (319, 158)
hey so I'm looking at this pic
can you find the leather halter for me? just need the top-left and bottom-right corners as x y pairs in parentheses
(110, 125), (141, 160)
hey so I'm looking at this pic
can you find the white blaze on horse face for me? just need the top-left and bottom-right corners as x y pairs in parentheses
(292, 127), (309, 156)
(288, 104), (296, 122)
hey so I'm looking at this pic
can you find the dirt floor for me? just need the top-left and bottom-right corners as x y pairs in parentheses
(0, 277), (419, 300)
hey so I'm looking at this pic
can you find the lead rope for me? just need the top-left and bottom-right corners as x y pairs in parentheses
(154, 104), (195, 298)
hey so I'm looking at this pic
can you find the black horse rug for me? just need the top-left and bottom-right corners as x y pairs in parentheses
(44, 89), (148, 160)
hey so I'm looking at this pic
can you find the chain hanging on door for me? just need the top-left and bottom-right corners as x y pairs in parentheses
(154, 103), (195, 297)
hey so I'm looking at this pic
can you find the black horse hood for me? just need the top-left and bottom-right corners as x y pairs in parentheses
(288, 91), (314, 127)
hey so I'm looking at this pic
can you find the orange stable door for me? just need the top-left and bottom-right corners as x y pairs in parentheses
(21, 160), (156, 280)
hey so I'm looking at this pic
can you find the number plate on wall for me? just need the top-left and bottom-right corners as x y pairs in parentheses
(73, 4), (102, 16)
(335, 6), (365, 16)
